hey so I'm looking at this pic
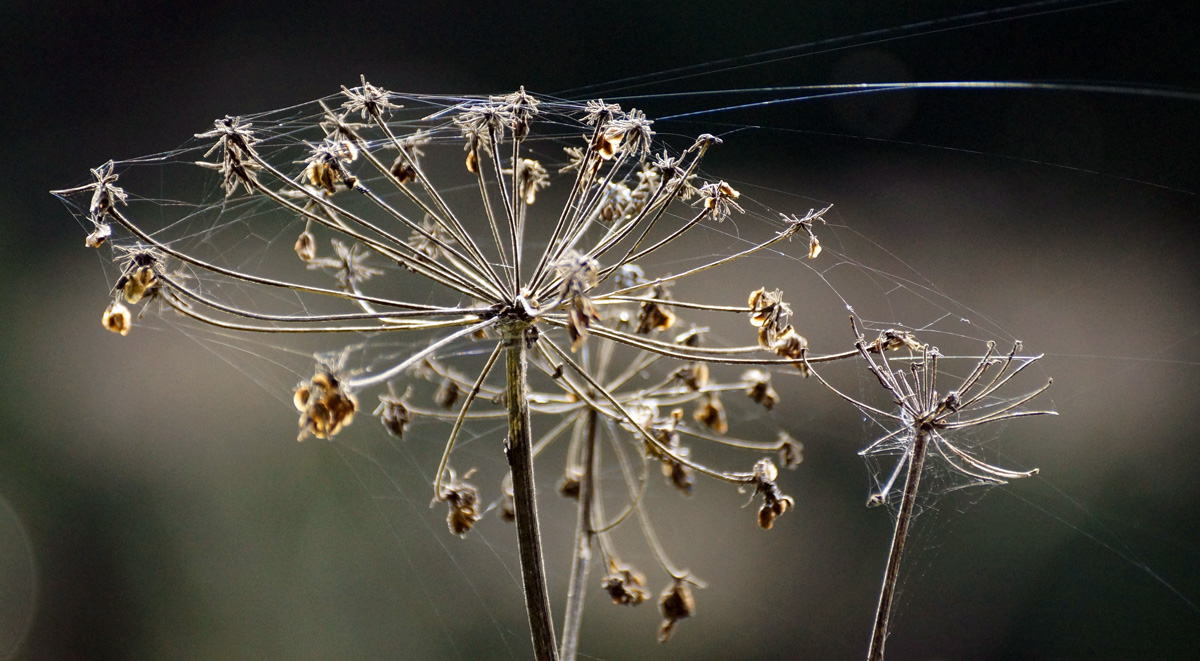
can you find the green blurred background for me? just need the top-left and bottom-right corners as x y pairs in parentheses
(2, 1), (1199, 659)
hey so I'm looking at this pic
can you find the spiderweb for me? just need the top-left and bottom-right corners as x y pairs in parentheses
(50, 3), (1200, 660)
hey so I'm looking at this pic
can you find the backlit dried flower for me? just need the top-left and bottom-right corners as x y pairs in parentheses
(605, 108), (655, 158)
(508, 158), (550, 204)
(697, 180), (744, 221)
(340, 75), (401, 120)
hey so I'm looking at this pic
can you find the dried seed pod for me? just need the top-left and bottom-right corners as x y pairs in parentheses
(390, 155), (417, 184)
(435, 378), (461, 410)
(674, 362), (708, 392)
(751, 458), (795, 530)
(636, 299), (676, 334)
(742, 369), (779, 411)
(558, 467), (583, 500)
(674, 326), (703, 348)
(658, 578), (695, 643)
(294, 228), (316, 262)
(694, 393), (728, 434)
(594, 130), (623, 160)
(808, 234), (822, 259)
(121, 266), (157, 304)
(295, 370), (358, 441)
(499, 484), (516, 523)
(102, 300), (132, 336)
(437, 468), (481, 536)
(867, 328), (924, 353)
(374, 388), (413, 439)
(777, 431), (803, 469)
(601, 562), (649, 606)
(771, 325), (808, 360)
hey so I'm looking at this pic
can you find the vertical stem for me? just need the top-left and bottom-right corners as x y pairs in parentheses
(560, 407), (598, 660)
(504, 324), (560, 661)
(868, 427), (930, 661)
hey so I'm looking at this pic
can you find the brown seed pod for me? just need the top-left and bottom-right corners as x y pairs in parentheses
(101, 300), (132, 336)
(657, 578), (695, 643)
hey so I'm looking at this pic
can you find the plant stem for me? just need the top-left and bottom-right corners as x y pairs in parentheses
(560, 407), (598, 660)
(504, 324), (560, 661)
(868, 427), (929, 661)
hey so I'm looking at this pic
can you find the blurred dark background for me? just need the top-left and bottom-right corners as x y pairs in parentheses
(2, 1), (1199, 659)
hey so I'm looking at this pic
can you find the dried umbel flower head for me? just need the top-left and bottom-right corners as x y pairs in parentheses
(58, 81), (866, 656)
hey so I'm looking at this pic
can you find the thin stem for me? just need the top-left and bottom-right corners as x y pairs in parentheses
(868, 426), (930, 661)
(560, 407), (598, 661)
(503, 323), (560, 661)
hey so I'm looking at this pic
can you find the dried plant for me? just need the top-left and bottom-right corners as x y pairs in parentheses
(54, 79), (1054, 661)
(807, 318), (1054, 661)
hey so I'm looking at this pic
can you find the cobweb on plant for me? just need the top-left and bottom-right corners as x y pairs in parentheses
(51, 6), (1200, 658)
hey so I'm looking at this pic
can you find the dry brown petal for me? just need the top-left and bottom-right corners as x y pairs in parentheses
(102, 300), (131, 336)
(595, 131), (623, 160)
(390, 155), (418, 184)
(601, 563), (648, 606)
(665, 459), (694, 495)
(772, 325), (808, 360)
(658, 579), (695, 643)
(777, 431), (803, 469)
(636, 300), (676, 334)
(674, 363), (708, 392)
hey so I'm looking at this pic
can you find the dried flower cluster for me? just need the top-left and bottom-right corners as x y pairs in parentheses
(55, 79), (1054, 661)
